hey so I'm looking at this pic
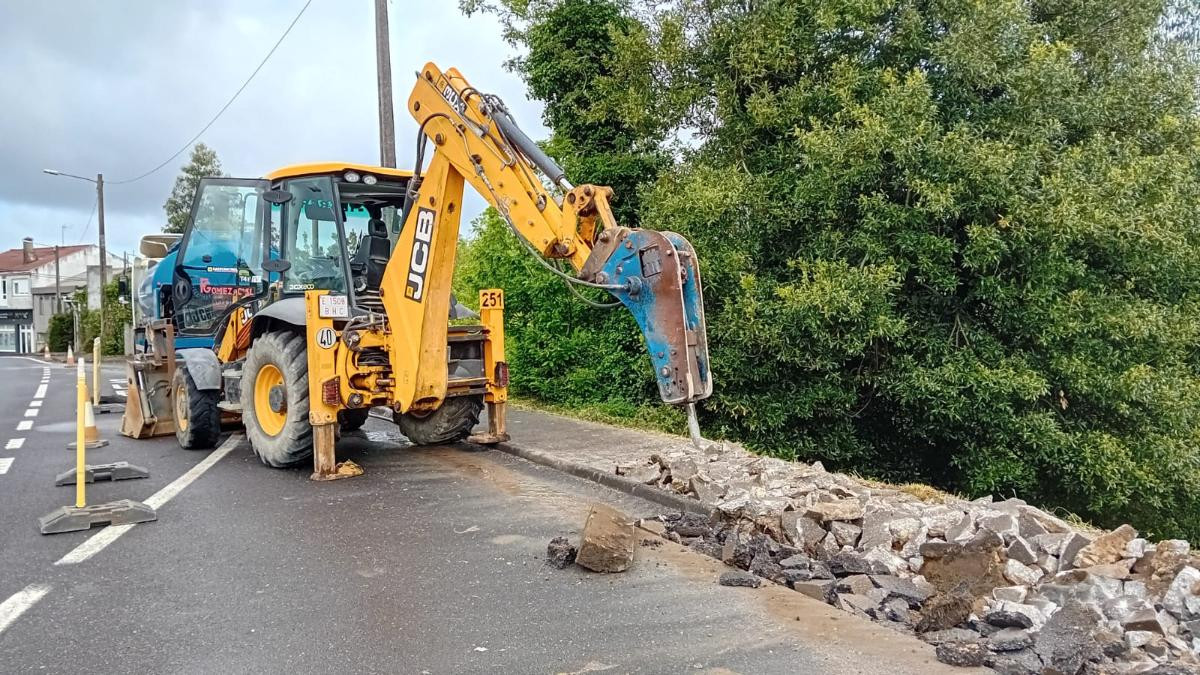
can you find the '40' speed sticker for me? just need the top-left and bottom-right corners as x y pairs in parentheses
(316, 327), (337, 349)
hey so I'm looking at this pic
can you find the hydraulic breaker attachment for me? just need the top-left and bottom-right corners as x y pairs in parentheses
(582, 227), (713, 407)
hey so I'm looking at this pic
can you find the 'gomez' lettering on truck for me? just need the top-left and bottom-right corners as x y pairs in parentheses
(405, 207), (435, 301)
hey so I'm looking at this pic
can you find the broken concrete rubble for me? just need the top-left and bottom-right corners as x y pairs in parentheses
(546, 536), (577, 569)
(575, 503), (636, 573)
(632, 440), (1200, 671)
(718, 570), (762, 588)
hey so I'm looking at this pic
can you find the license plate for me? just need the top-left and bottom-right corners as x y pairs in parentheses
(318, 294), (349, 318)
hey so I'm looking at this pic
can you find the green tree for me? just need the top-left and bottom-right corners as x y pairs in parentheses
(163, 143), (224, 234)
(469, 0), (1200, 539)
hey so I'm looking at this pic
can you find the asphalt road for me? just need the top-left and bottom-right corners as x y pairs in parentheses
(0, 356), (962, 674)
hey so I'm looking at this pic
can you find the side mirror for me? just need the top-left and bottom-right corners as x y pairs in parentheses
(262, 259), (291, 273)
(262, 189), (292, 205)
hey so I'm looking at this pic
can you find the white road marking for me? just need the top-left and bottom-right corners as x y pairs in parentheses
(0, 584), (50, 636)
(16, 356), (53, 365)
(16, 421), (31, 431)
(55, 434), (243, 566)
(29, 401), (41, 408)
(5, 438), (23, 450)
(34, 384), (46, 399)
(0, 457), (12, 473)
(23, 409), (37, 418)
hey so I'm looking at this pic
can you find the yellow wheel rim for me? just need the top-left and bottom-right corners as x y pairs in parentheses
(175, 383), (188, 431)
(254, 363), (287, 437)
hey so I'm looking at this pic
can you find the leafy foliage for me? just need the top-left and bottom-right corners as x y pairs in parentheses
(72, 280), (132, 356)
(466, 0), (1200, 539)
(46, 313), (72, 352)
(163, 143), (224, 234)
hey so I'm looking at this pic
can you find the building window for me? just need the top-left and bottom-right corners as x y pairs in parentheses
(13, 279), (28, 295)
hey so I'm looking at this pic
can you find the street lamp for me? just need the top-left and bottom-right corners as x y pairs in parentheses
(42, 169), (108, 344)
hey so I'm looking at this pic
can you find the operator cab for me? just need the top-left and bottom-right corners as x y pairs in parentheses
(168, 163), (416, 337)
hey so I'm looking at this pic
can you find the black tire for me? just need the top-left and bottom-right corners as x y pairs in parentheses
(338, 408), (370, 432)
(395, 395), (483, 445)
(241, 331), (313, 468)
(173, 365), (221, 450)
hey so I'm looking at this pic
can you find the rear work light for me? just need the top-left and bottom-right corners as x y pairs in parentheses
(494, 362), (509, 388)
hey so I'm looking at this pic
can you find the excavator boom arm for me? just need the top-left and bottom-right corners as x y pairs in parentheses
(381, 62), (711, 416)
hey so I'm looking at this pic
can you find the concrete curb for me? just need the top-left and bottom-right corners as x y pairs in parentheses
(492, 442), (716, 518)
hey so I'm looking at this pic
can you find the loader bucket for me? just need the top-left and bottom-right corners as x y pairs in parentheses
(120, 356), (177, 439)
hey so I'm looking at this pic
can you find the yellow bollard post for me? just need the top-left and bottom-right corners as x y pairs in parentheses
(92, 337), (101, 407)
(75, 357), (86, 509)
(38, 351), (157, 535)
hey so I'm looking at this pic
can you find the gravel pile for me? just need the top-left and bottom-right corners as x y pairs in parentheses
(621, 442), (1200, 673)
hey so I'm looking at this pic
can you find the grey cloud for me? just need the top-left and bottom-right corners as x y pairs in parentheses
(0, 0), (545, 253)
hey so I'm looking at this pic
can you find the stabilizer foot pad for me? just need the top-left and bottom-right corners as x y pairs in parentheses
(66, 440), (109, 450)
(38, 499), (157, 535)
(55, 461), (150, 486)
(468, 432), (510, 445)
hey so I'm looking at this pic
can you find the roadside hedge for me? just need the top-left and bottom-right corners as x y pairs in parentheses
(462, 0), (1200, 540)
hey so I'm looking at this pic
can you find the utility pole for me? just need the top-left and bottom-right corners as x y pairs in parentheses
(374, 0), (396, 168)
(96, 172), (107, 344)
(54, 245), (61, 313)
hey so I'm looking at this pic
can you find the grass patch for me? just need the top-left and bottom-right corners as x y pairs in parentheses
(509, 396), (688, 436)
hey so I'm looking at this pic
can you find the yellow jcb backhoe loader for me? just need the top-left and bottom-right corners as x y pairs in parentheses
(122, 63), (712, 478)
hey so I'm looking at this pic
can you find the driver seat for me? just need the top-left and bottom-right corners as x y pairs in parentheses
(353, 218), (391, 301)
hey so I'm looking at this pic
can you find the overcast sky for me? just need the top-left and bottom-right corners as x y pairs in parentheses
(0, 0), (545, 255)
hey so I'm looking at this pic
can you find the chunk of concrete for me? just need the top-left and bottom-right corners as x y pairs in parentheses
(1072, 523), (1136, 569)
(718, 570), (762, 588)
(988, 627), (1033, 652)
(546, 536), (577, 569)
(1122, 607), (1164, 634)
(1003, 559), (1044, 587)
(984, 601), (1042, 629)
(1163, 566), (1200, 619)
(919, 627), (981, 645)
(919, 532), (1007, 597)
(829, 521), (861, 548)
(935, 640), (988, 667)
(780, 511), (826, 554)
(805, 499), (864, 523)
(870, 574), (932, 608)
(978, 512), (1019, 540)
(792, 579), (835, 602)
(1033, 601), (1103, 675)
(916, 592), (973, 633)
(1006, 537), (1038, 565)
(574, 503), (636, 573)
(1057, 532), (1092, 571)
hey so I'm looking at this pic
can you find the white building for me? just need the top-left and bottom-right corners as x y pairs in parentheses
(0, 239), (121, 352)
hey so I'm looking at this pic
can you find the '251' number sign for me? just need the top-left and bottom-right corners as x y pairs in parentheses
(479, 289), (504, 310)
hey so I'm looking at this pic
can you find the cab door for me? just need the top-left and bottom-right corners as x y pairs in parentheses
(172, 178), (270, 337)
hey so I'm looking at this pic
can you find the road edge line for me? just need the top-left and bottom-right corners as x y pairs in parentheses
(0, 584), (50, 636)
(489, 442), (715, 517)
(55, 434), (244, 566)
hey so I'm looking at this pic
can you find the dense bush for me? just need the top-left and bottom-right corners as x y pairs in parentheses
(46, 313), (72, 352)
(465, 0), (1200, 539)
(72, 281), (132, 356)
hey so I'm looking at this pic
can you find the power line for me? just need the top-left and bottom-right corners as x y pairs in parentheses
(108, 0), (314, 186)
(76, 197), (97, 244)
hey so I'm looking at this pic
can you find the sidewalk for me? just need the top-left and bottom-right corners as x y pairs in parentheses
(494, 405), (713, 515)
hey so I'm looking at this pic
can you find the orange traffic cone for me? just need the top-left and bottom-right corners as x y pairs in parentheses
(64, 345), (74, 367)
(67, 397), (109, 450)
